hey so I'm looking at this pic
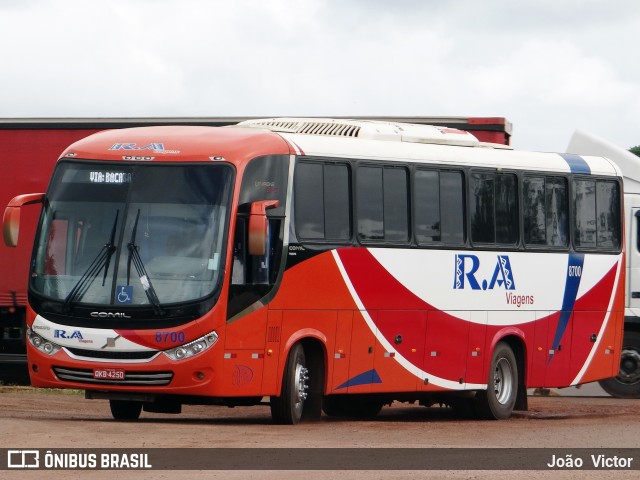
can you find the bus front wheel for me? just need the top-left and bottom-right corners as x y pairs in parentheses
(474, 342), (518, 420)
(599, 331), (640, 398)
(270, 343), (309, 424)
(109, 399), (142, 421)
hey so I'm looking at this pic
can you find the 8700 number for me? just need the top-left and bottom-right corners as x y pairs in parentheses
(156, 331), (186, 343)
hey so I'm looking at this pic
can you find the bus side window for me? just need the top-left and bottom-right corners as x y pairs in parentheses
(546, 177), (568, 247)
(440, 171), (465, 244)
(524, 176), (568, 248)
(523, 176), (545, 245)
(574, 180), (596, 248)
(231, 216), (280, 286)
(470, 173), (495, 243)
(231, 218), (247, 285)
(595, 181), (620, 249)
(250, 220), (271, 285)
(415, 170), (440, 243)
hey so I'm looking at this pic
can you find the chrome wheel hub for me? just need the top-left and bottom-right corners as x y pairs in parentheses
(294, 365), (309, 408)
(494, 357), (514, 405)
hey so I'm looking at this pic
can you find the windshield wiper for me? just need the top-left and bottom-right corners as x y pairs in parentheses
(63, 211), (119, 312)
(127, 209), (163, 315)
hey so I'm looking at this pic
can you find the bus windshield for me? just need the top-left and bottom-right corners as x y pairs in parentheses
(31, 162), (233, 312)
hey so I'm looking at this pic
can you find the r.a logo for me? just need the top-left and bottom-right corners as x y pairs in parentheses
(453, 254), (516, 291)
(109, 143), (165, 151)
(53, 329), (84, 340)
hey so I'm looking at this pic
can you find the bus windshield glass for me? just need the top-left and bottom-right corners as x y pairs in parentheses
(31, 162), (233, 311)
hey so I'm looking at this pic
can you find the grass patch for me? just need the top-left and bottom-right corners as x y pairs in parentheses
(0, 385), (83, 395)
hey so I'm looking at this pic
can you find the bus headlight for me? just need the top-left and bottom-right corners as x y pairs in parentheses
(163, 331), (218, 361)
(27, 328), (61, 356)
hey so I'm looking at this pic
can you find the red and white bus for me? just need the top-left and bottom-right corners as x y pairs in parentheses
(3, 118), (625, 423)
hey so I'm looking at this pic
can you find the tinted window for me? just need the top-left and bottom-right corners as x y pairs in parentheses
(546, 178), (568, 247)
(574, 180), (597, 248)
(441, 171), (465, 244)
(415, 169), (464, 245)
(324, 164), (351, 239)
(574, 179), (621, 251)
(357, 166), (409, 242)
(295, 163), (324, 239)
(495, 174), (518, 244)
(523, 177), (545, 245)
(415, 170), (440, 242)
(524, 176), (568, 247)
(357, 167), (384, 240)
(294, 162), (351, 241)
(596, 181), (620, 249)
(383, 168), (409, 241)
(470, 173), (495, 243)
(470, 172), (517, 245)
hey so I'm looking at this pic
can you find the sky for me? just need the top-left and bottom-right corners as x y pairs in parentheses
(1, 0), (639, 152)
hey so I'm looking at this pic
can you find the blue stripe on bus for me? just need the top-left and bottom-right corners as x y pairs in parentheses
(559, 153), (591, 174)
(549, 253), (584, 364)
(336, 369), (383, 390)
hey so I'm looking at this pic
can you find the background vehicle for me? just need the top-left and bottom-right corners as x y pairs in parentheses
(567, 130), (640, 398)
(4, 118), (623, 423)
(0, 117), (511, 380)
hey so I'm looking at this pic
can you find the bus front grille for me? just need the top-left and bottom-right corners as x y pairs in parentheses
(65, 347), (159, 361)
(52, 367), (173, 386)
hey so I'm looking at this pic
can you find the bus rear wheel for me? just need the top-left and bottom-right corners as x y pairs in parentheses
(109, 400), (142, 421)
(474, 342), (518, 420)
(270, 343), (309, 424)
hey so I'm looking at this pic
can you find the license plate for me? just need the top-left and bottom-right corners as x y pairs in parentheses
(93, 368), (125, 380)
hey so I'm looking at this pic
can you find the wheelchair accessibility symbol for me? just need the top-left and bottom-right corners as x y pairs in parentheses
(116, 285), (133, 304)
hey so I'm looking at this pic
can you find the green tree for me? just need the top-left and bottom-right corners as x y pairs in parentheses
(630, 146), (640, 157)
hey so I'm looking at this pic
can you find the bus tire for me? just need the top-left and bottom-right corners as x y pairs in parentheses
(474, 341), (518, 420)
(109, 400), (142, 421)
(599, 331), (640, 398)
(270, 343), (309, 424)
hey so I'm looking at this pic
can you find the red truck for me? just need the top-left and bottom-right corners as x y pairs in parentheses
(0, 116), (511, 380)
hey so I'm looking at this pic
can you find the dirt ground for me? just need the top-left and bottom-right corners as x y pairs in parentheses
(1, 386), (639, 479)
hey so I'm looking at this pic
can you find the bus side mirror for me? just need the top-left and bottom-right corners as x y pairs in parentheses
(3, 193), (45, 247)
(248, 200), (279, 256)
